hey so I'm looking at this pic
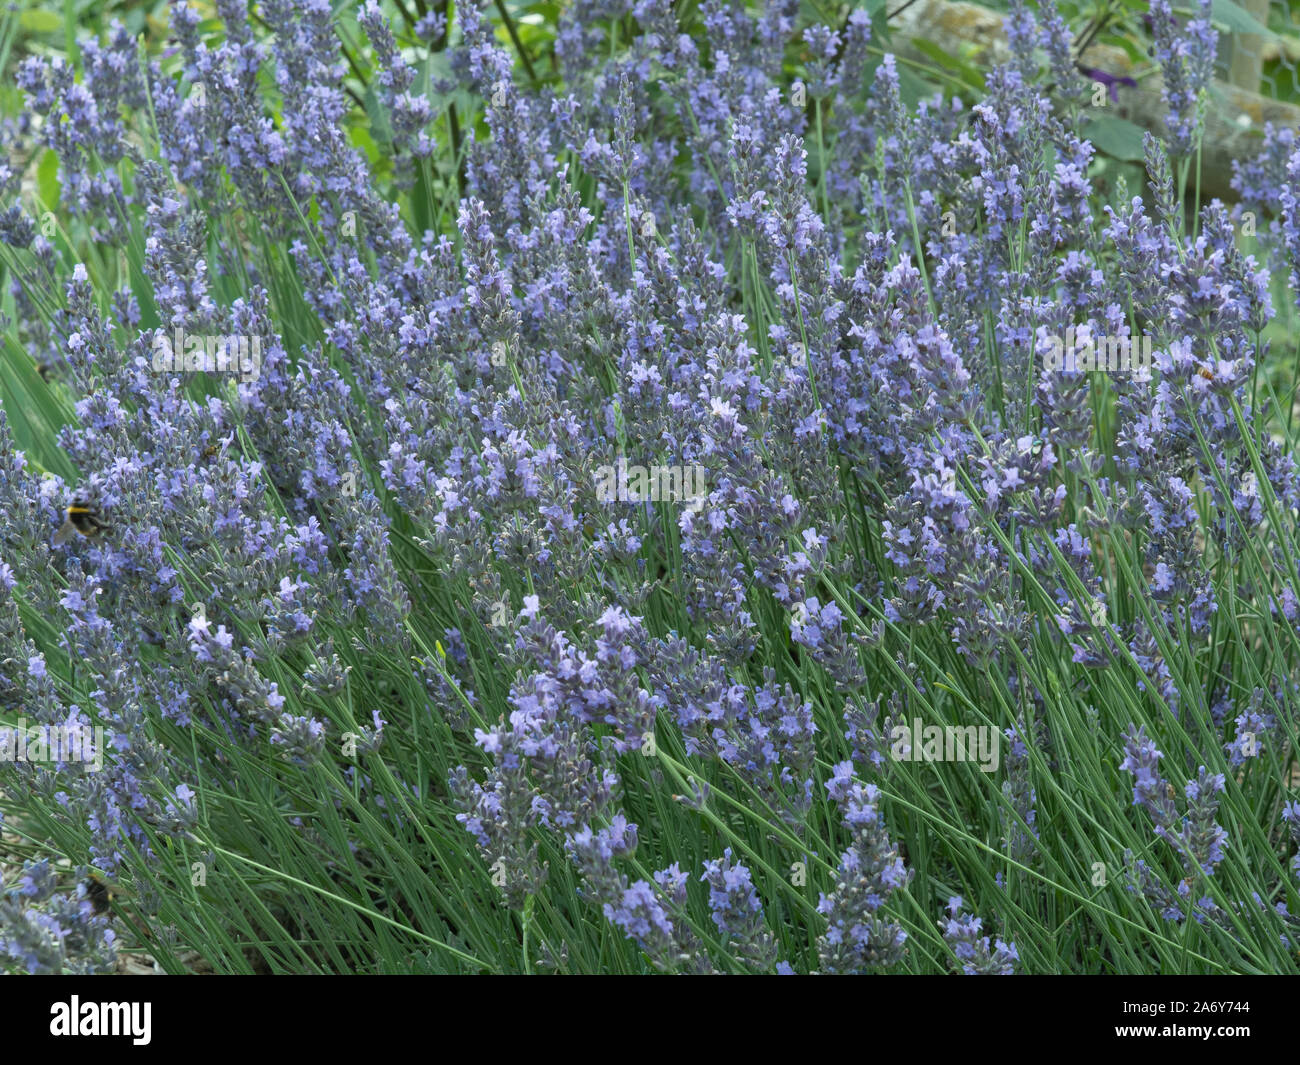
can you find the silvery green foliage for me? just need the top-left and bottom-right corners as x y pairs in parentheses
(1, 0), (1299, 973)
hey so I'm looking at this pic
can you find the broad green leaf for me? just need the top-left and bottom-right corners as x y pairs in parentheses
(1086, 113), (1147, 161)
(363, 85), (393, 151)
(36, 148), (60, 215)
(1098, 31), (1149, 66)
(911, 39), (986, 94)
(896, 63), (938, 109)
(1209, 0), (1275, 37)
(18, 10), (62, 33)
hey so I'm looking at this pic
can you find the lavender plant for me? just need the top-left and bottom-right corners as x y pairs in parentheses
(0, 0), (1297, 975)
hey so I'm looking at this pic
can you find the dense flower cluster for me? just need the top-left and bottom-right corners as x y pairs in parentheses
(939, 896), (1019, 975)
(0, 0), (1298, 974)
(0, 860), (116, 974)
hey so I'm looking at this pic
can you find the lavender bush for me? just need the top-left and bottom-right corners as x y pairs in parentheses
(0, 0), (1297, 974)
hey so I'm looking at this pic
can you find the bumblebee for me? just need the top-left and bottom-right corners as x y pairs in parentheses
(0, 657), (20, 708)
(52, 497), (111, 546)
(84, 873), (116, 915)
